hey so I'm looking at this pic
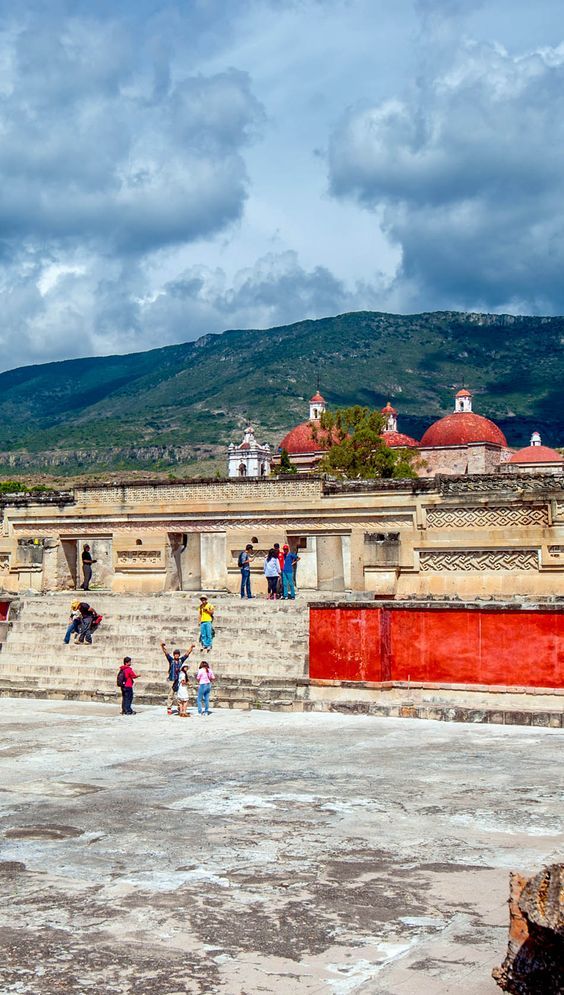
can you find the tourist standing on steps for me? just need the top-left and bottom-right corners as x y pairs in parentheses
(117, 656), (139, 715)
(198, 596), (215, 652)
(63, 600), (82, 644)
(282, 544), (300, 600)
(160, 641), (195, 715)
(196, 661), (215, 716)
(273, 543), (285, 598)
(264, 548), (281, 600)
(177, 665), (191, 717)
(238, 543), (255, 599)
(80, 544), (97, 591)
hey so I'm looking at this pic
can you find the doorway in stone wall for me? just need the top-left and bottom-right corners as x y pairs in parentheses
(168, 533), (201, 591)
(60, 540), (78, 589)
(59, 537), (113, 590)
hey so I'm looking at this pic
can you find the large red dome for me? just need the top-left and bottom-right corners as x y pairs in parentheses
(279, 420), (332, 455)
(420, 412), (507, 448)
(509, 444), (563, 464)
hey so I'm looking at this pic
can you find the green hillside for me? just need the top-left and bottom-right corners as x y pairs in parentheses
(0, 310), (562, 473)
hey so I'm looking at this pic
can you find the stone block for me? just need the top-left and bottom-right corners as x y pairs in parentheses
(486, 710), (505, 724)
(399, 705), (416, 718)
(531, 711), (563, 728)
(464, 709), (489, 723)
(504, 711), (532, 725)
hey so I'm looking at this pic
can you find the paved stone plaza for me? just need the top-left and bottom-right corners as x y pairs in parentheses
(0, 700), (562, 994)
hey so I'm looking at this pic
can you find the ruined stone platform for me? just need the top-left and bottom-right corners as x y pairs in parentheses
(0, 592), (562, 726)
(0, 699), (562, 994)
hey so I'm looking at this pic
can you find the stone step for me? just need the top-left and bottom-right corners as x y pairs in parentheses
(0, 659), (304, 679)
(11, 597), (308, 618)
(0, 685), (300, 711)
(4, 630), (307, 647)
(7, 622), (308, 637)
(0, 654), (306, 674)
(0, 675), (299, 696)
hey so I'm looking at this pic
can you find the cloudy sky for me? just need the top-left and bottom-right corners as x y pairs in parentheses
(0, 0), (563, 370)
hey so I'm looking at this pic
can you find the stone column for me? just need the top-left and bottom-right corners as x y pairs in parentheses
(348, 529), (365, 592)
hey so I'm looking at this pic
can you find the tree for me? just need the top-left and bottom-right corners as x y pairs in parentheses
(272, 447), (298, 475)
(316, 406), (418, 479)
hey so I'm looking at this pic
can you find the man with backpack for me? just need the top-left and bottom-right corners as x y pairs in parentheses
(238, 543), (254, 599)
(117, 657), (139, 715)
(160, 641), (195, 715)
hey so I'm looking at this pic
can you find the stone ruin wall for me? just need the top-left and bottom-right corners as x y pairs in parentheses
(0, 473), (562, 599)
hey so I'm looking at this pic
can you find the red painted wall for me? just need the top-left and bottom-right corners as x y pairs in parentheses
(309, 606), (564, 689)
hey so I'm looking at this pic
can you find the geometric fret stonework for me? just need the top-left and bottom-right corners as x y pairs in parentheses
(419, 549), (539, 572)
(426, 505), (548, 529)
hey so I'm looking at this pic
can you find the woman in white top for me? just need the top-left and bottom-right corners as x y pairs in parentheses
(177, 665), (191, 717)
(264, 548), (281, 600)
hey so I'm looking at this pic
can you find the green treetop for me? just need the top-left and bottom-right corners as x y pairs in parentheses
(315, 406), (418, 479)
(272, 447), (298, 475)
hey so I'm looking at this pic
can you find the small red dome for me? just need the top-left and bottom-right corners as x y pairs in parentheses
(455, 388), (472, 398)
(310, 392), (325, 403)
(279, 420), (331, 455)
(509, 445), (563, 464)
(382, 431), (419, 448)
(421, 412), (507, 447)
(381, 401), (397, 415)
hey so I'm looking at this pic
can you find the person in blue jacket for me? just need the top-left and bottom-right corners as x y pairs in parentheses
(160, 641), (195, 715)
(282, 544), (300, 600)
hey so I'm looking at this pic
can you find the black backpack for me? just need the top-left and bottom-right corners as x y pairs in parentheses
(237, 550), (247, 567)
(116, 667), (127, 689)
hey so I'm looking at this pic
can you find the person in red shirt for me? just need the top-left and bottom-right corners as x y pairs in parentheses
(273, 543), (285, 598)
(118, 656), (139, 715)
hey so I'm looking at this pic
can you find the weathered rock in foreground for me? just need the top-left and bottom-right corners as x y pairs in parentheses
(493, 864), (564, 993)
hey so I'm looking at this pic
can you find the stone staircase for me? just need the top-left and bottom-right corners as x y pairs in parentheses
(0, 592), (311, 710)
(2, 593), (558, 727)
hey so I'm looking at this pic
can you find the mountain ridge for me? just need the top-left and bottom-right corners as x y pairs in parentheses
(0, 309), (562, 474)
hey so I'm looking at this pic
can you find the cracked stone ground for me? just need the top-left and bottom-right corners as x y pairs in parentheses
(0, 700), (562, 994)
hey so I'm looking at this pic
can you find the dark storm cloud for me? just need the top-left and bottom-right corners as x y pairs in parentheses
(0, 21), (263, 253)
(328, 36), (564, 313)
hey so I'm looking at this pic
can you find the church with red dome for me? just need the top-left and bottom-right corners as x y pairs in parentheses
(269, 386), (563, 477)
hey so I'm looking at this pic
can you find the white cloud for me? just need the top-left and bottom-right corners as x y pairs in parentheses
(328, 34), (564, 313)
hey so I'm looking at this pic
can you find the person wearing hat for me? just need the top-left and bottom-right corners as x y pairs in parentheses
(63, 600), (82, 644)
(282, 544), (300, 600)
(198, 595), (215, 652)
(160, 641), (195, 715)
